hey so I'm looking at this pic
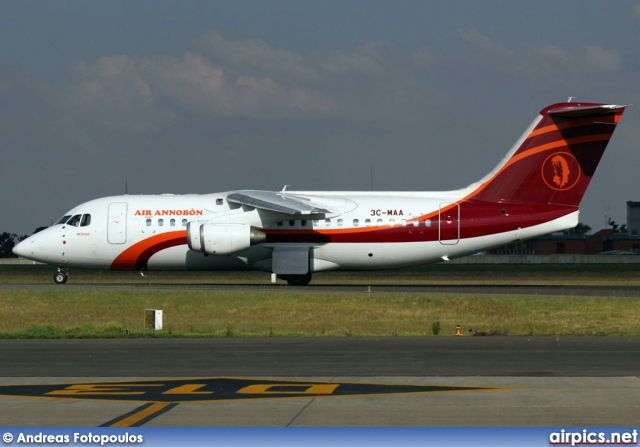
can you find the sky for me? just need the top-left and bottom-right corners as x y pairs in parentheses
(2, 0), (640, 236)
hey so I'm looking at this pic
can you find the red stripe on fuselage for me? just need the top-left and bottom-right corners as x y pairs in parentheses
(263, 203), (572, 244)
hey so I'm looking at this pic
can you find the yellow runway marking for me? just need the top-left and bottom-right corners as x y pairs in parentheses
(104, 402), (177, 427)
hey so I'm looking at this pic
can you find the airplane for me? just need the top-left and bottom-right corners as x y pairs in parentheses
(13, 101), (627, 285)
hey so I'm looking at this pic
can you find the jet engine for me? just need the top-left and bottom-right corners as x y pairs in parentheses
(187, 223), (266, 255)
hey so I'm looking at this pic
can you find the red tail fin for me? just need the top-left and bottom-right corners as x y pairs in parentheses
(467, 102), (626, 207)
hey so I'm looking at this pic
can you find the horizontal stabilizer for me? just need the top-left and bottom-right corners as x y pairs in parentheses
(547, 104), (627, 117)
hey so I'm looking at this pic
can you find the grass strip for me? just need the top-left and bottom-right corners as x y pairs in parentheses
(1, 289), (638, 338)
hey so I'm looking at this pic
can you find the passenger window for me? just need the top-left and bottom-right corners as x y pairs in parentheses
(170, 219), (176, 227)
(353, 219), (359, 227)
(277, 222), (283, 227)
(289, 220), (295, 226)
(377, 219), (383, 226)
(425, 219), (432, 227)
(66, 215), (81, 227)
(365, 219), (371, 227)
(325, 219), (331, 227)
(146, 219), (152, 227)
(301, 220), (307, 227)
(158, 219), (164, 227)
(181, 219), (188, 227)
(389, 219), (395, 226)
(401, 219), (407, 227)
(80, 214), (91, 227)
(413, 220), (419, 227)
(337, 219), (343, 227)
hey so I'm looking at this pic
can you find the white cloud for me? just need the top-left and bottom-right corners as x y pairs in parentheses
(321, 49), (382, 76)
(585, 45), (621, 71)
(453, 27), (509, 57)
(444, 27), (623, 85)
(62, 32), (421, 128)
(67, 51), (336, 124)
(321, 41), (392, 77)
(536, 44), (571, 64)
(71, 55), (153, 109)
(197, 31), (319, 82)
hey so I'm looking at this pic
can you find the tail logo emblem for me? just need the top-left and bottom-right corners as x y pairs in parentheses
(542, 152), (581, 191)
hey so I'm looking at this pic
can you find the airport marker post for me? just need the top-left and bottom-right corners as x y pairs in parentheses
(145, 309), (163, 330)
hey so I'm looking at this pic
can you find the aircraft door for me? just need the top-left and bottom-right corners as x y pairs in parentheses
(107, 202), (128, 244)
(438, 203), (459, 245)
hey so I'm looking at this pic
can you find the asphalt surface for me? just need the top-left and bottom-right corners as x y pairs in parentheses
(0, 337), (639, 427)
(1, 336), (638, 377)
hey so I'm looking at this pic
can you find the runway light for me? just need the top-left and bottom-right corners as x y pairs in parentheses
(455, 325), (463, 336)
(367, 286), (372, 293)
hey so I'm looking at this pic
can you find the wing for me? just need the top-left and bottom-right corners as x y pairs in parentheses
(226, 190), (334, 216)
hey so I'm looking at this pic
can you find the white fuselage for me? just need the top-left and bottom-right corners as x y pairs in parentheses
(15, 191), (578, 273)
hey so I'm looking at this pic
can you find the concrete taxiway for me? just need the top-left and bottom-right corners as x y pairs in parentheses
(0, 337), (638, 426)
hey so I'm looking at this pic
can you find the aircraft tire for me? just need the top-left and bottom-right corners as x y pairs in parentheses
(279, 272), (312, 286)
(54, 272), (68, 285)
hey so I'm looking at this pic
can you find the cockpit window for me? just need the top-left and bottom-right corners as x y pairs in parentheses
(55, 215), (72, 225)
(66, 215), (82, 227)
(80, 214), (91, 227)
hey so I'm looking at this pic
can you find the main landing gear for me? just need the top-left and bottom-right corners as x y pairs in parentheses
(278, 272), (312, 286)
(54, 267), (68, 285)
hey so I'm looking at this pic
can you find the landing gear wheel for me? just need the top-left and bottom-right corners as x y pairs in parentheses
(54, 271), (68, 285)
(279, 272), (312, 286)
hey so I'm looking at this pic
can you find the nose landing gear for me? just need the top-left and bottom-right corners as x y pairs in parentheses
(54, 267), (68, 285)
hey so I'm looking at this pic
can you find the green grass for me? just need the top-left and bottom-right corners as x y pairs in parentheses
(0, 290), (639, 338)
(1, 265), (639, 338)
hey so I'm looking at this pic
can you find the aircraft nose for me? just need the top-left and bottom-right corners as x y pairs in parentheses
(12, 230), (60, 264)
(12, 234), (46, 262)
(12, 239), (28, 258)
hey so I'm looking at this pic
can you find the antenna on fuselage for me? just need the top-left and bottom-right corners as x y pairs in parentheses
(125, 181), (129, 195)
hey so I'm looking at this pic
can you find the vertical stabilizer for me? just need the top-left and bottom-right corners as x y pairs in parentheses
(466, 102), (626, 207)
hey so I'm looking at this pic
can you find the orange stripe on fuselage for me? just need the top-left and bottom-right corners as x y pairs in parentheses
(111, 231), (187, 270)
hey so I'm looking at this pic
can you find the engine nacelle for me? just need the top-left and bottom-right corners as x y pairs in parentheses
(187, 223), (266, 255)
